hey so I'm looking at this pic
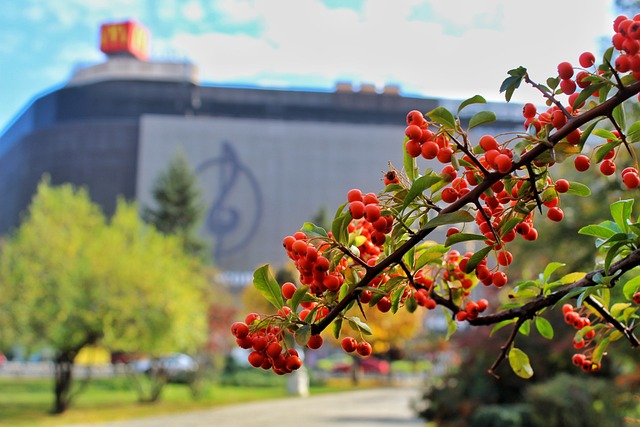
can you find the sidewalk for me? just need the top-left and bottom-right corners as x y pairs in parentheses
(67, 387), (424, 427)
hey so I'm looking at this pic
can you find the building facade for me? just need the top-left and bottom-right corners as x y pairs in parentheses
(0, 34), (525, 283)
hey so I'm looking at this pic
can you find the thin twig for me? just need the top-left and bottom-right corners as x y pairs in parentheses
(487, 316), (526, 379)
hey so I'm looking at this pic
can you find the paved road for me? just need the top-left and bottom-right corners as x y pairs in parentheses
(68, 387), (424, 427)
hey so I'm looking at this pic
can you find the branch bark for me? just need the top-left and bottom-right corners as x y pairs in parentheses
(312, 80), (640, 337)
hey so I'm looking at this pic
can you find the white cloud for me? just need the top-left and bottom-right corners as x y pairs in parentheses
(182, 0), (206, 21)
(96, 0), (619, 104)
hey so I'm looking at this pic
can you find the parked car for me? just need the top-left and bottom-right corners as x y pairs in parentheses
(332, 357), (390, 375)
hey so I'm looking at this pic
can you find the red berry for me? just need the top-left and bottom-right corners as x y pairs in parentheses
(266, 341), (283, 358)
(600, 159), (616, 176)
(492, 271), (508, 287)
(633, 292), (640, 305)
(405, 125), (423, 141)
(494, 154), (512, 174)
(248, 351), (265, 368)
(560, 79), (576, 95)
(347, 188), (363, 203)
(441, 187), (458, 204)
(574, 155), (591, 172)
(421, 141), (439, 159)
(245, 312), (260, 325)
(364, 204), (381, 222)
(437, 147), (454, 164)
(406, 110), (425, 126)
(285, 355), (303, 371)
(306, 334), (323, 350)
(623, 171), (640, 189)
(231, 322), (249, 339)
(349, 201), (366, 219)
(554, 179), (570, 193)
(557, 62), (574, 79)
(479, 135), (499, 151)
(376, 296), (392, 313)
(406, 139), (422, 158)
(356, 341), (373, 357)
(579, 51), (596, 68)
(522, 103), (537, 119)
(281, 282), (297, 300)
(341, 337), (358, 353)
(497, 250), (513, 266)
(547, 207), (564, 222)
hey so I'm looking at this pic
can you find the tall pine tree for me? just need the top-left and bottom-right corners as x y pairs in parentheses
(143, 150), (208, 259)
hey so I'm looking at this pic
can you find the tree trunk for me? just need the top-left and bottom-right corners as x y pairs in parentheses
(52, 351), (75, 414)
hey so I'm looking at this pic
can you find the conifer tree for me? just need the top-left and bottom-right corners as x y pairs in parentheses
(143, 150), (208, 258)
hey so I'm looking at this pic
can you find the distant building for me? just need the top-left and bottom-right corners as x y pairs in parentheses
(0, 21), (525, 284)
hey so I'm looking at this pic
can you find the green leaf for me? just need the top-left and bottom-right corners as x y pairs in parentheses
(565, 182), (591, 197)
(611, 302), (632, 317)
(332, 317), (343, 339)
(348, 316), (373, 335)
(604, 240), (629, 275)
(519, 319), (531, 336)
(468, 111), (497, 130)
(427, 106), (457, 129)
(593, 128), (618, 141)
(542, 262), (565, 284)
(611, 199), (634, 233)
(405, 295), (418, 313)
(403, 136), (418, 181)
(444, 232), (488, 247)
(500, 68), (527, 102)
(302, 222), (329, 238)
(535, 317), (554, 339)
(627, 120), (640, 143)
(464, 245), (493, 274)
(294, 324), (311, 346)
(424, 210), (475, 230)
(331, 203), (350, 245)
(402, 174), (443, 211)
(613, 104), (627, 131)
(559, 272), (587, 285)
(457, 95), (486, 114)
(578, 224), (617, 239)
(623, 275), (640, 300)
(572, 83), (604, 111)
(594, 140), (619, 163)
(253, 264), (284, 309)
(490, 318), (517, 336)
(509, 347), (534, 379)
(391, 286), (404, 314)
(591, 336), (610, 364)
(290, 285), (310, 310)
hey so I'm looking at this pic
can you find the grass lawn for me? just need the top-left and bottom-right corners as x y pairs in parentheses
(0, 374), (357, 427)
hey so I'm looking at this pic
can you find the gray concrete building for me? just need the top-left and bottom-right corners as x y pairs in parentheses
(0, 44), (525, 284)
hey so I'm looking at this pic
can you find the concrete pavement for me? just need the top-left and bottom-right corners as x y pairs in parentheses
(67, 387), (425, 427)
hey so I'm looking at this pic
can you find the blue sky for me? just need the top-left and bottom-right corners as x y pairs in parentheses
(0, 0), (623, 133)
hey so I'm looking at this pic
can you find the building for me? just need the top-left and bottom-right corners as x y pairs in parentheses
(0, 21), (525, 285)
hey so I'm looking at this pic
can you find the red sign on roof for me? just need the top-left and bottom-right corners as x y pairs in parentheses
(100, 21), (150, 60)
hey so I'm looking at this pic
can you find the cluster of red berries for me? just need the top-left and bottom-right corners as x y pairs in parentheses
(456, 298), (489, 322)
(562, 304), (602, 373)
(414, 249), (490, 319)
(405, 111), (454, 163)
(231, 314), (305, 375)
(283, 231), (346, 295)
(612, 14), (640, 79)
(341, 336), (372, 356)
(348, 189), (393, 253)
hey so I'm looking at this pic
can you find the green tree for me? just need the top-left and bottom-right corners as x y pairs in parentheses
(0, 179), (209, 413)
(142, 150), (207, 258)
